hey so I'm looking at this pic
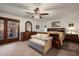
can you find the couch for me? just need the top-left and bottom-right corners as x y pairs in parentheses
(29, 33), (52, 55)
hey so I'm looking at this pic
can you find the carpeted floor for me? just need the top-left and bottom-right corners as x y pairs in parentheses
(46, 42), (79, 56)
(0, 41), (79, 56)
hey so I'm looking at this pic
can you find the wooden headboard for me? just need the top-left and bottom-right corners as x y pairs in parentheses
(47, 28), (65, 32)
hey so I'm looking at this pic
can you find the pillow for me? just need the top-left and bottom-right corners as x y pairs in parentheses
(41, 34), (49, 39)
(54, 31), (59, 34)
(35, 33), (42, 39)
(47, 31), (55, 34)
(31, 35), (36, 39)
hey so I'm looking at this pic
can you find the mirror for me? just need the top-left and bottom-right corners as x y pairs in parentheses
(25, 21), (32, 32)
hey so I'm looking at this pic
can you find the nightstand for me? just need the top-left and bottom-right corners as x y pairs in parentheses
(65, 34), (78, 43)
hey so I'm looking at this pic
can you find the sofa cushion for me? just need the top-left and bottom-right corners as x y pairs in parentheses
(31, 35), (36, 39)
(41, 34), (49, 40)
(35, 33), (42, 39)
(29, 39), (45, 46)
(31, 33), (50, 41)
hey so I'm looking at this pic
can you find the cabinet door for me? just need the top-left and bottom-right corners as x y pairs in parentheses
(8, 21), (19, 39)
(0, 20), (4, 40)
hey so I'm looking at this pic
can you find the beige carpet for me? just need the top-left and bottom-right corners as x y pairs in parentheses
(46, 42), (79, 56)
(0, 41), (79, 56)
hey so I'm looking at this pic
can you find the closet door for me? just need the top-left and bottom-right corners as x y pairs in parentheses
(0, 17), (19, 44)
(0, 19), (4, 40)
(7, 21), (19, 39)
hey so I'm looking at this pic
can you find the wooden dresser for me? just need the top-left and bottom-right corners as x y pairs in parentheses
(21, 31), (31, 41)
(65, 34), (79, 43)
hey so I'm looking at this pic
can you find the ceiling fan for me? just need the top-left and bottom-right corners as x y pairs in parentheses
(25, 8), (49, 19)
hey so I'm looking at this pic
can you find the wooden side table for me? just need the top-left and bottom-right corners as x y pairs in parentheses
(65, 34), (78, 43)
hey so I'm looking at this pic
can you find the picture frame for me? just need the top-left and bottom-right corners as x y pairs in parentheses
(36, 25), (39, 29)
(52, 21), (60, 27)
(69, 23), (74, 27)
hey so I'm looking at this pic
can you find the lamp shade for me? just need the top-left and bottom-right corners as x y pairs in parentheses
(68, 27), (76, 34)
(68, 27), (75, 31)
(44, 26), (47, 32)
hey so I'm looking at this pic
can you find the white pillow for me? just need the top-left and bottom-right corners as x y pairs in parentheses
(31, 35), (36, 39)
(35, 33), (42, 39)
(41, 34), (49, 39)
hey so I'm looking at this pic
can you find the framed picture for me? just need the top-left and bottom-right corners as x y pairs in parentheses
(36, 25), (39, 29)
(69, 23), (74, 27)
(52, 21), (60, 27)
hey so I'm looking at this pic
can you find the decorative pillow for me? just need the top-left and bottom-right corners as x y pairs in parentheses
(54, 31), (59, 34)
(31, 35), (36, 39)
(47, 31), (55, 34)
(41, 34), (49, 39)
(35, 33), (42, 39)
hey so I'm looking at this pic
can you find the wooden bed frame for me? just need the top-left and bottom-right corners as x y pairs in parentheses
(47, 28), (65, 48)
(47, 28), (65, 32)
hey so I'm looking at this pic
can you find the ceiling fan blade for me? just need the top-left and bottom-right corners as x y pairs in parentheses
(25, 12), (34, 15)
(39, 16), (42, 19)
(40, 13), (49, 15)
(31, 16), (34, 18)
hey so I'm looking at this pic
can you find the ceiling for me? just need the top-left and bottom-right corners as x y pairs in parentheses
(0, 3), (79, 20)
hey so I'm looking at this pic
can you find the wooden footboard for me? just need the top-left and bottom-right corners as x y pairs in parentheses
(43, 39), (52, 55)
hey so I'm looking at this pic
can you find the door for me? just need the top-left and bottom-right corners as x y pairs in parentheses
(7, 21), (19, 39)
(0, 19), (4, 40)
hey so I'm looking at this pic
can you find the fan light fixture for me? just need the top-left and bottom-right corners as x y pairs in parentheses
(25, 8), (49, 19)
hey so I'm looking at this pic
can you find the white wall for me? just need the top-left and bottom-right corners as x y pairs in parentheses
(0, 12), (79, 35)
(0, 12), (43, 32)
(20, 18), (43, 32)
(41, 17), (79, 35)
(0, 12), (44, 40)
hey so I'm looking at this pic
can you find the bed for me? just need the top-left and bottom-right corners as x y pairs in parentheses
(47, 28), (65, 48)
